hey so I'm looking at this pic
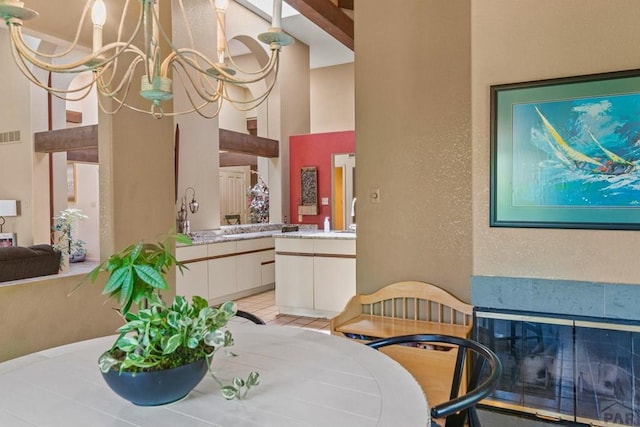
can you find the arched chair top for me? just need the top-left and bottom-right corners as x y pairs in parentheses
(235, 309), (266, 325)
(367, 334), (502, 427)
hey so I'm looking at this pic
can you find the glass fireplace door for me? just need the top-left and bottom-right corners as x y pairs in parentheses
(475, 311), (575, 422)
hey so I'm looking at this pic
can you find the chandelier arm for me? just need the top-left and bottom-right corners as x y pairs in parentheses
(223, 49), (280, 81)
(96, 56), (144, 99)
(169, 48), (279, 85)
(9, 41), (97, 99)
(170, 62), (228, 119)
(220, 59), (279, 112)
(172, 59), (223, 104)
(6, 1), (92, 60)
(9, 25), (131, 74)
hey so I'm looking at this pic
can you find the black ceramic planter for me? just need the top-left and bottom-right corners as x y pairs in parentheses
(101, 358), (208, 406)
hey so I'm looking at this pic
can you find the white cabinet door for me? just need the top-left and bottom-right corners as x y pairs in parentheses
(313, 256), (356, 313)
(261, 253), (275, 286)
(236, 252), (262, 292)
(207, 241), (237, 300)
(208, 257), (237, 299)
(176, 245), (208, 300)
(177, 261), (209, 301)
(275, 254), (314, 310)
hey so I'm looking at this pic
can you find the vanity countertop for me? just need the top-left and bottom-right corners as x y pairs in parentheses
(179, 224), (324, 246)
(273, 230), (356, 240)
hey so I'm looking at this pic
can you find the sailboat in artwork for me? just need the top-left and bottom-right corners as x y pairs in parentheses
(534, 106), (636, 175)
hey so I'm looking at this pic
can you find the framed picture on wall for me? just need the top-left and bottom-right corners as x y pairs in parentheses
(490, 69), (640, 230)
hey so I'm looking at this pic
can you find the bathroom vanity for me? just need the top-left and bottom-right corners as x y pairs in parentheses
(275, 231), (356, 318)
(175, 227), (278, 305)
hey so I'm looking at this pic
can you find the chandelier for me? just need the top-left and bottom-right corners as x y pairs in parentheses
(0, 0), (293, 118)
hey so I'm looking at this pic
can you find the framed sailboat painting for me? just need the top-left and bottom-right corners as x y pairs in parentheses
(490, 69), (640, 230)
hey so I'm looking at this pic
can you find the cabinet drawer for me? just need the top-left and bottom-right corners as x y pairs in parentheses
(176, 244), (207, 262)
(275, 238), (314, 253)
(314, 239), (356, 256)
(208, 241), (237, 257)
(237, 237), (274, 252)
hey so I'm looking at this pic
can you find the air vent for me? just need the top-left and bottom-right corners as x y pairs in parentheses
(0, 130), (21, 144)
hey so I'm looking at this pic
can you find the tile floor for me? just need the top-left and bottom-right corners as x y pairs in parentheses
(233, 289), (331, 333)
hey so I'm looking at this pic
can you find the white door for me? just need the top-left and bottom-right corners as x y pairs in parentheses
(333, 154), (356, 229)
(219, 167), (249, 223)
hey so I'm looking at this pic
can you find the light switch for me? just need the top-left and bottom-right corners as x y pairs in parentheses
(321, 197), (329, 205)
(369, 188), (381, 204)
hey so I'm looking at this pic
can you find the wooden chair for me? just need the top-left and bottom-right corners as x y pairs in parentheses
(330, 281), (473, 408)
(367, 334), (502, 427)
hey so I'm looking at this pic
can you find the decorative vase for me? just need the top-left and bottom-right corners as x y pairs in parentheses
(100, 357), (208, 406)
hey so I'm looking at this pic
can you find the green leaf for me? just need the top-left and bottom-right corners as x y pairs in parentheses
(219, 301), (238, 317)
(163, 334), (181, 354)
(116, 336), (139, 352)
(246, 371), (260, 387)
(118, 267), (134, 307)
(232, 377), (245, 388)
(167, 311), (180, 329)
(129, 241), (143, 261)
(187, 337), (199, 349)
(220, 386), (239, 400)
(102, 266), (129, 295)
(204, 330), (225, 347)
(133, 264), (167, 290)
(174, 233), (193, 245)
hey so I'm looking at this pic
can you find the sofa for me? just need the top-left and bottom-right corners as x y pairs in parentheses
(0, 244), (61, 282)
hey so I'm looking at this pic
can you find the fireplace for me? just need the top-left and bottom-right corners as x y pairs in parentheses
(474, 310), (640, 426)
(471, 276), (640, 426)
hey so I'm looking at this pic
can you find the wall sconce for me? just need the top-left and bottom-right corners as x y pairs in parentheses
(0, 200), (18, 233)
(177, 188), (198, 235)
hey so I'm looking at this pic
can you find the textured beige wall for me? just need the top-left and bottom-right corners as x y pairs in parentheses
(472, 0), (640, 283)
(311, 63), (354, 133)
(0, 30), (34, 245)
(0, 273), (122, 363)
(355, 1), (473, 301)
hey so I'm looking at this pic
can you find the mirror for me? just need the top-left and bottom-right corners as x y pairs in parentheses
(332, 153), (356, 230)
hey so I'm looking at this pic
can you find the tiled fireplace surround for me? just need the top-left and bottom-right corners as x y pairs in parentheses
(471, 276), (640, 427)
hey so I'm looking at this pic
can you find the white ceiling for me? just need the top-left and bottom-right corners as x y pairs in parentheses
(234, 0), (354, 69)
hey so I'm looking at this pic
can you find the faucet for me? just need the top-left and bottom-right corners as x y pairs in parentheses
(349, 197), (357, 231)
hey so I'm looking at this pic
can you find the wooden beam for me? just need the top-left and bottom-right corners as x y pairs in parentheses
(285, 0), (354, 51)
(67, 148), (99, 163)
(34, 125), (98, 153)
(220, 152), (258, 168)
(338, 0), (353, 10)
(66, 110), (83, 124)
(219, 128), (279, 158)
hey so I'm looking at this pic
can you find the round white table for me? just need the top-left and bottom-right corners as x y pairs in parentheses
(0, 324), (429, 426)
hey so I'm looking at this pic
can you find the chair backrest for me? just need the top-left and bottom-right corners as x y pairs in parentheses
(367, 334), (502, 427)
(235, 309), (266, 325)
(332, 281), (473, 334)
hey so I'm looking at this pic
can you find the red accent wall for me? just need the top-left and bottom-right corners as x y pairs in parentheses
(289, 131), (355, 228)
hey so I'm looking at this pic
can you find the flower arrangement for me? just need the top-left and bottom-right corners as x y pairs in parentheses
(247, 174), (269, 223)
(52, 208), (88, 265)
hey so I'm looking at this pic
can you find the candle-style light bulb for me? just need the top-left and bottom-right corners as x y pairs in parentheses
(91, 0), (106, 53)
(215, 0), (229, 11)
(91, 0), (107, 26)
(215, 0), (228, 64)
(271, 0), (282, 29)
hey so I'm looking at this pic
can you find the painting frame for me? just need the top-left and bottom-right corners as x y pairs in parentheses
(490, 69), (640, 230)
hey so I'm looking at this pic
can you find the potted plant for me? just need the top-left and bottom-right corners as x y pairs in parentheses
(82, 232), (259, 406)
(52, 208), (88, 265)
